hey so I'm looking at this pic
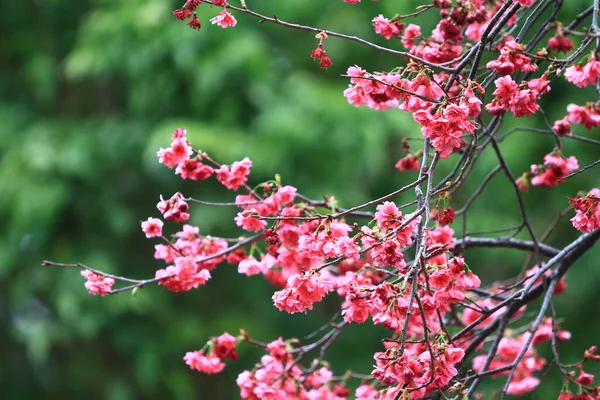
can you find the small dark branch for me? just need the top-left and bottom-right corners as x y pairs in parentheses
(454, 237), (559, 257)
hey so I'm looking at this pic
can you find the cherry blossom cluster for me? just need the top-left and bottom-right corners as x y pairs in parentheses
(80, 270), (114, 296)
(344, 66), (483, 157)
(172, 0), (236, 31)
(527, 152), (579, 188)
(184, 332), (240, 374)
(373, 340), (465, 398)
(486, 74), (550, 118)
(570, 189), (600, 233)
(49, 0), (600, 398)
(237, 337), (351, 400)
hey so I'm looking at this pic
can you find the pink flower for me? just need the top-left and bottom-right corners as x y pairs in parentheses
(216, 157), (252, 190)
(273, 272), (334, 314)
(530, 153), (579, 187)
(157, 193), (190, 222)
(184, 350), (225, 374)
(507, 376), (541, 395)
(576, 370), (595, 386)
(173, 9), (192, 21)
(155, 256), (211, 292)
(234, 210), (266, 232)
(566, 103), (600, 129)
(548, 35), (574, 53)
(472, 334), (545, 395)
(355, 384), (378, 399)
(516, 175), (530, 192)
(570, 189), (600, 232)
(514, 0), (537, 7)
(187, 15), (202, 30)
(395, 155), (420, 171)
(210, 10), (237, 28)
(402, 24), (421, 49)
(553, 117), (571, 136)
(175, 159), (214, 180)
(80, 270), (114, 296)
(141, 217), (163, 238)
(237, 256), (263, 276)
(274, 185), (297, 206)
(213, 333), (239, 360)
(375, 201), (400, 226)
(486, 40), (537, 75)
(565, 58), (600, 87)
(486, 75), (549, 118)
(157, 136), (193, 169)
(372, 15), (404, 40)
(564, 64), (590, 87)
(185, 0), (202, 11)
(342, 286), (382, 323)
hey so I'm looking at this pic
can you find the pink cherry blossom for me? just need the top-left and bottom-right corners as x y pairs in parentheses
(273, 272), (334, 314)
(234, 210), (266, 232)
(157, 131), (193, 169)
(141, 217), (163, 238)
(213, 332), (239, 360)
(530, 153), (578, 187)
(210, 10), (237, 28)
(175, 158), (214, 180)
(155, 256), (211, 292)
(184, 350), (225, 374)
(372, 15), (404, 40)
(157, 193), (190, 222)
(216, 157), (252, 190)
(80, 270), (115, 296)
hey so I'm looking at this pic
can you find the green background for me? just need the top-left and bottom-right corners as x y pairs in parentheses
(1, 0), (598, 398)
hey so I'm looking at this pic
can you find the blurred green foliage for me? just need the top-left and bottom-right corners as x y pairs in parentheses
(1, 0), (599, 398)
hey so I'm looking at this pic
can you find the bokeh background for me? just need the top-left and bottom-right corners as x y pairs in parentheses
(1, 0), (599, 398)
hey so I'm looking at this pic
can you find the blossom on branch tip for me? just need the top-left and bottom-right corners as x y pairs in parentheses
(141, 217), (163, 238)
(548, 35), (574, 53)
(155, 256), (211, 292)
(515, 0), (537, 6)
(372, 15), (404, 40)
(565, 103), (600, 129)
(210, 10), (237, 28)
(216, 157), (252, 190)
(175, 158), (214, 180)
(570, 188), (600, 232)
(157, 134), (192, 169)
(157, 193), (190, 222)
(234, 210), (266, 232)
(81, 270), (115, 296)
(185, 0), (202, 11)
(530, 153), (578, 187)
(486, 75), (550, 118)
(553, 117), (571, 136)
(173, 9), (192, 21)
(565, 57), (600, 88)
(187, 14), (202, 30)
(395, 154), (420, 171)
(213, 332), (239, 360)
(272, 272), (334, 314)
(184, 350), (225, 374)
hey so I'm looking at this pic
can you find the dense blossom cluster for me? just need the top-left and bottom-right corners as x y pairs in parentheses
(571, 189), (600, 233)
(80, 270), (114, 296)
(344, 66), (483, 157)
(528, 152), (579, 187)
(486, 75), (550, 117)
(184, 332), (240, 374)
(373, 341), (465, 398)
(59, 1), (600, 399)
